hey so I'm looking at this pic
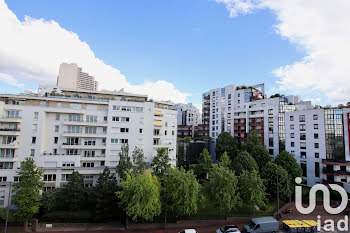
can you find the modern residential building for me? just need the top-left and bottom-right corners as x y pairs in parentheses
(177, 124), (209, 139)
(0, 86), (177, 207)
(57, 63), (99, 91)
(173, 103), (201, 126)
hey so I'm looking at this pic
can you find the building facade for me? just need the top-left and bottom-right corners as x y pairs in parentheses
(173, 103), (201, 126)
(0, 87), (177, 207)
(57, 63), (99, 91)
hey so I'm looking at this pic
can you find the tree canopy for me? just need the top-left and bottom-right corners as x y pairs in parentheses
(132, 147), (149, 174)
(261, 162), (290, 200)
(152, 148), (171, 179)
(239, 170), (267, 209)
(61, 171), (86, 211)
(208, 164), (241, 214)
(249, 145), (271, 171)
(117, 171), (161, 221)
(215, 132), (239, 161)
(165, 167), (200, 217)
(232, 151), (259, 175)
(116, 144), (132, 179)
(194, 148), (212, 178)
(12, 157), (44, 222)
(219, 151), (232, 168)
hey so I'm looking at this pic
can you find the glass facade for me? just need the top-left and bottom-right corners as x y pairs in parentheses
(278, 98), (296, 153)
(324, 109), (345, 160)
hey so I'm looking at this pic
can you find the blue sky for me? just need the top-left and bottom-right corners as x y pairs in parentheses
(1, 0), (348, 106)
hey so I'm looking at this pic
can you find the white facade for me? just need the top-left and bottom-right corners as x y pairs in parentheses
(57, 63), (98, 91)
(173, 103), (201, 126)
(0, 87), (177, 207)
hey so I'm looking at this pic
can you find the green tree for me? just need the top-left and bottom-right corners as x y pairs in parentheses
(239, 170), (267, 213)
(152, 148), (171, 179)
(41, 189), (59, 212)
(219, 152), (231, 168)
(261, 162), (290, 200)
(208, 164), (240, 215)
(116, 144), (132, 179)
(275, 151), (303, 203)
(196, 148), (212, 179)
(94, 168), (121, 221)
(12, 157), (44, 228)
(61, 171), (86, 211)
(250, 146), (271, 171)
(165, 167), (200, 217)
(132, 147), (149, 174)
(232, 151), (258, 174)
(215, 132), (239, 161)
(244, 131), (263, 150)
(117, 171), (161, 221)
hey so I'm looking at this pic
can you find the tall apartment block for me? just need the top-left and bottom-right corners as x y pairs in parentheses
(57, 63), (99, 91)
(0, 86), (177, 207)
(173, 103), (201, 126)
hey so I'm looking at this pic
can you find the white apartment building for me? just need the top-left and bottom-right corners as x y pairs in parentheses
(0, 87), (177, 207)
(57, 63), (99, 91)
(173, 103), (201, 126)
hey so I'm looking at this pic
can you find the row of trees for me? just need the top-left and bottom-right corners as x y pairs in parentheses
(9, 131), (302, 226)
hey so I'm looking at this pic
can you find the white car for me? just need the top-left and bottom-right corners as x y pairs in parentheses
(178, 229), (198, 233)
(216, 225), (241, 233)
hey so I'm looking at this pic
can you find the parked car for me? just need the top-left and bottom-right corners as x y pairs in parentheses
(178, 229), (198, 233)
(216, 225), (241, 233)
(243, 217), (278, 233)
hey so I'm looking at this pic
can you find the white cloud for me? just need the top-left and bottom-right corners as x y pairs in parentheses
(216, 0), (350, 105)
(0, 0), (189, 103)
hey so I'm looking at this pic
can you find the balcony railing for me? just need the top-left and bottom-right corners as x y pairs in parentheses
(322, 168), (350, 176)
(322, 159), (350, 165)
(0, 128), (20, 131)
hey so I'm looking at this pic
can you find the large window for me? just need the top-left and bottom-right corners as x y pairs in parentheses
(315, 162), (320, 178)
(0, 162), (13, 169)
(69, 114), (81, 122)
(86, 115), (97, 122)
(325, 109), (345, 160)
(299, 115), (306, 122)
(301, 162), (307, 177)
(300, 124), (306, 131)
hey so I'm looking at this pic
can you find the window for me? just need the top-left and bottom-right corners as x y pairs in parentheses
(291, 133), (294, 138)
(290, 124), (294, 130)
(299, 115), (305, 122)
(314, 133), (319, 139)
(6, 110), (19, 119)
(2, 136), (16, 144)
(0, 149), (15, 158)
(121, 117), (129, 122)
(86, 115), (97, 122)
(55, 125), (59, 132)
(164, 130), (167, 136)
(300, 124), (306, 131)
(82, 162), (95, 168)
(111, 138), (119, 144)
(301, 151), (307, 159)
(103, 116), (108, 121)
(62, 162), (74, 167)
(0, 177), (7, 182)
(69, 114), (81, 122)
(34, 112), (38, 120)
(290, 116), (294, 121)
(32, 124), (37, 132)
(313, 114), (318, 120)
(269, 138), (273, 147)
(314, 124), (318, 129)
(120, 128), (129, 133)
(120, 139), (128, 144)
(291, 142), (295, 147)
(301, 162), (307, 177)
(30, 149), (35, 156)
(84, 138), (96, 145)
(315, 143), (319, 149)
(53, 149), (57, 155)
(0, 162), (14, 169)
(44, 174), (56, 182)
(85, 127), (97, 134)
(56, 113), (60, 120)
(268, 109), (273, 115)
(32, 137), (36, 144)
(291, 151), (295, 156)
(300, 142), (306, 149)
(172, 131), (175, 136)
(84, 150), (95, 157)
(66, 149), (78, 155)
(100, 161), (105, 166)
(139, 129), (143, 133)
(54, 137), (58, 144)
(68, 126), (81, 133)
(315, 152), (319, 158)
(300, 133), (306, 140)
(315, 162), (320, 177)
(70, 104), (82, 109)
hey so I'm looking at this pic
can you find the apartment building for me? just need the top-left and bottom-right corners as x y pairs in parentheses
(0, 87), (177, 207)
(177, 124), (209, 139)
(57, 63), (99, 91)
(173, 103), (201, 126)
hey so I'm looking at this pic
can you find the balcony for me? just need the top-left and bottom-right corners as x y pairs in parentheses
(0, 143), (19, 149)
(0, 117), (22, 123)
(62, 131), (107, 138)
(0, 128), (20, 136)
(61, 143), (106, 150)
(63, 119), (107, 127)
(322, 168), (350, 176)
(322, 159), (350, 166)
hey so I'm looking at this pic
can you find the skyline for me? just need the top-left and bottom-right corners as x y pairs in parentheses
(0, 0), (349, 107)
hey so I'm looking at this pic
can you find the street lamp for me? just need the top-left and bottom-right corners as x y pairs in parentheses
(1, 181), (13, 233)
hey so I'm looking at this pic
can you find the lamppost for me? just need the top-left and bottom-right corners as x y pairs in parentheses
(276, 172), (280, 221)
(2, 182), (13, 233)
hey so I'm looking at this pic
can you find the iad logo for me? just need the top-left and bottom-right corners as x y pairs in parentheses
(295, 177), (349, 232)
(295, 177), (347, 214)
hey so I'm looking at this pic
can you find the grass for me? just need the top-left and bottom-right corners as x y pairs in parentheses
(151, 198), (282, 223)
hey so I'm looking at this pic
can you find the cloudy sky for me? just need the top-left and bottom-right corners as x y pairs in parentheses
(0, 0), (349, 106)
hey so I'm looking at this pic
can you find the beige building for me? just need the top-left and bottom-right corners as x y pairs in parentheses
(57, 63), (98, 91)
